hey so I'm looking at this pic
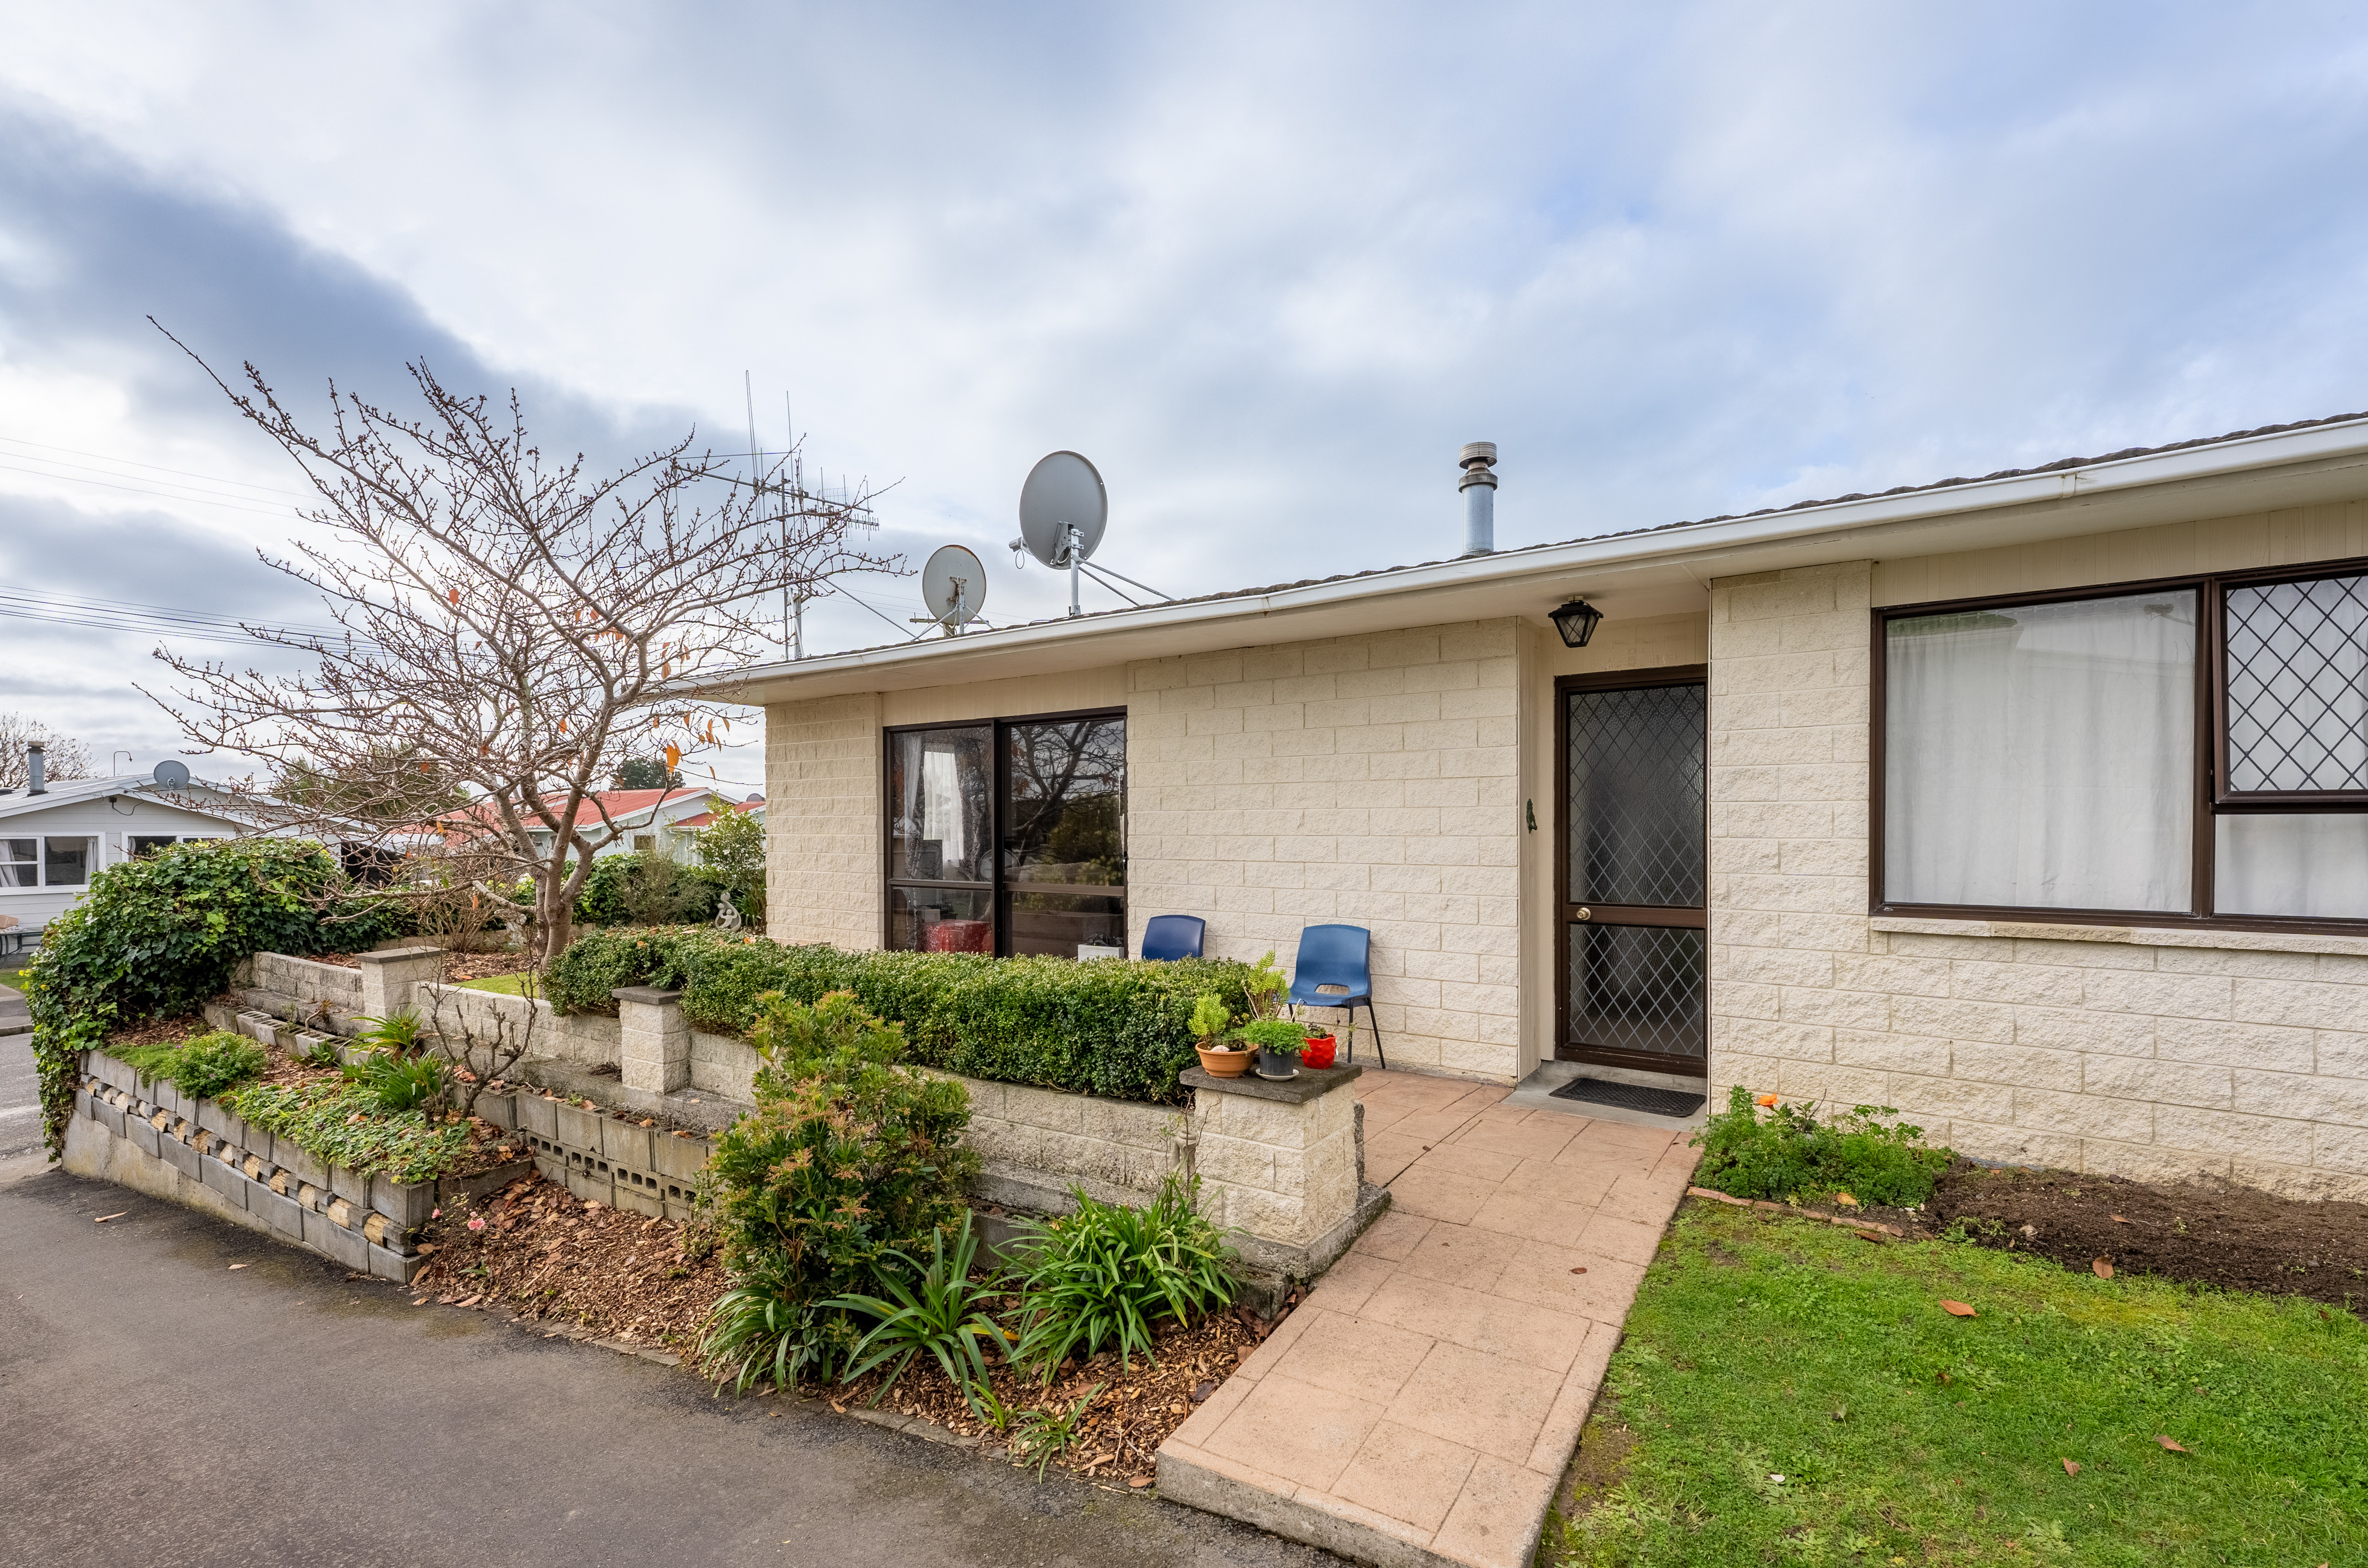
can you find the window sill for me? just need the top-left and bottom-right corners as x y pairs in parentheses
(1869, 914), (2368, 959)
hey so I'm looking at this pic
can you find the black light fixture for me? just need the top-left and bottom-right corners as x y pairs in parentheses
(1550, 598), (1603, 648)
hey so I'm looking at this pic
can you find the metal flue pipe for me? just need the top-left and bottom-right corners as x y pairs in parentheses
(26, 740), (45, 794)
(1459, 442), (1497, 556)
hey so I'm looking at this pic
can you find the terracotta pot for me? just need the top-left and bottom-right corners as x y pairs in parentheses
(1196, 1044), (1252, 1078)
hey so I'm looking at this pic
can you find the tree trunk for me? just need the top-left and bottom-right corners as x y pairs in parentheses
(538, 872), (574, 968)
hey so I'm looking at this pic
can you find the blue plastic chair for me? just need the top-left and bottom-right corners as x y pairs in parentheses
(1139, 914), (1206, 961)
(1285, 924), (1386, 1069)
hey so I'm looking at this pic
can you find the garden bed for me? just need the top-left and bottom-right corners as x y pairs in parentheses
(1928, 1162), (2368, 1309)
(1541, 1199), (2368, 1566)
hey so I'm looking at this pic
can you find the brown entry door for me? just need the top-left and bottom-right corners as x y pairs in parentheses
(1557, 670), (1708, 1075)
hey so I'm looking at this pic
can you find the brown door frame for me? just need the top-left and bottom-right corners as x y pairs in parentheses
(1553, 665), (1710, 1076)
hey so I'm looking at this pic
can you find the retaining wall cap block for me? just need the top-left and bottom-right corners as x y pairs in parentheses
(370, 1173), (438, 1228)
(357, 946), (446, 966)
(653, 1130), (711, 1183)
(600, 1117), (655, 1171)
(329, 1164), (372, 1207)
(275, 1144), (331, 1191)
(610, 986), (684, 1004)
(1179, 1062), (1361, 1105)
(515, 1093), (558, 1140)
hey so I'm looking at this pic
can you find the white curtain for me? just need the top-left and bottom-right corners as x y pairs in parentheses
(923, 746), (965, 871)
(1886, 592), (2195, 911)
(2216, 814), (2368, 919)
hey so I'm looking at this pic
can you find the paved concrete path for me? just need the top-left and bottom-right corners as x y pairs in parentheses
(1, 991), (39, 1162)
(0, 1162), (1343, 1568)
(1159, 1069), (1697, 1568)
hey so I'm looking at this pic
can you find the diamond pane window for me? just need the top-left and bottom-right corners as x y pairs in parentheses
(2224, 573), (2368, 794)
(1565, 684), (1704, 907)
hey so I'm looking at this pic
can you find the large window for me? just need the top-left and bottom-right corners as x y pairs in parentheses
(1875, 562), (2368, 929)
(0, 835), (99, 891)
(885, 710), (1125, 956)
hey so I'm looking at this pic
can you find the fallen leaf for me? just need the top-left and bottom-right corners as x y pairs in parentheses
(227, 1263), (248, 1271)
(1833, 1191), (1859, 1207)
(1939, 1300), (1977, 1317)
(2110, 1213), (2130, 1223)
(413, 1298), (429, 1307)
(456, 1294), (481, 1308)
(1570, 1265), (1589, 1274)
(93, 1212), (128, 1224)
(2156, 1435), (2188, 1452)
(2092, 1258), (2114, 1279)
(2062, 1458), (2080, 1476)
(1128, 1475), (1153, 1488)
(1854, 1231), (1882, 1243)
(1190, 1380), (1216, 1403)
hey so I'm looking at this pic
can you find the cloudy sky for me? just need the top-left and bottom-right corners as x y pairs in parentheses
(3, 1), (2366, 793)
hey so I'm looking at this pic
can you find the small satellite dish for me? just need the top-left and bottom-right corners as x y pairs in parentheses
(921, 544), (987, 630)
(1017, 451), (1107, 568)
(152, 760), (191, 789)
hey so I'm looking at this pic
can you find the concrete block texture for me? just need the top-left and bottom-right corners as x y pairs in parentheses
(1707, 557), (2368, 1199)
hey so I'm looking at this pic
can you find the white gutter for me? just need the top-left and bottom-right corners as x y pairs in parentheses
(689, 412), (2368, 698)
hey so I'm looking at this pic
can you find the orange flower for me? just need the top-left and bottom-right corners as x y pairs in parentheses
(1755, 1093), (1778, 1107)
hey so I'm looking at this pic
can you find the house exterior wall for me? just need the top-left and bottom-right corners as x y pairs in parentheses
(1127, 619), (1524, 1081)
(1707, 535), (2368, 1202)
(763, 691), (884, 949)
(0, 793), (266, 930)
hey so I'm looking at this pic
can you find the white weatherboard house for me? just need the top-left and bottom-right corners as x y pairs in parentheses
(706, 415), (2368, 1202)
(0, 755), (302, 942)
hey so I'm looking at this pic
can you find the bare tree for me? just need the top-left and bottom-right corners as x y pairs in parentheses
(425, 981), (539, 1119)
(147, 332), (897, 962)
(0, 712), (96, 789)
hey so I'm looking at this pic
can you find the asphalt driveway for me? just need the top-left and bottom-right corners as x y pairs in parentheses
(0, 1161), (1337, 1568)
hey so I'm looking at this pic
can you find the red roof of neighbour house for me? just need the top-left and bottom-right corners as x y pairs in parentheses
(674, 794), (764, 830)
(399, 787), (714, 843)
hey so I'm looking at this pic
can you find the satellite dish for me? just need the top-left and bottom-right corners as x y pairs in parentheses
(1017, 451), (1107, 568)
(921, 544), (988, 629)
(151, 760), (191, 789)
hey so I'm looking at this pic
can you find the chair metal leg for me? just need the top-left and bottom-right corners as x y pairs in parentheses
(1360, 999), (1386, 1071)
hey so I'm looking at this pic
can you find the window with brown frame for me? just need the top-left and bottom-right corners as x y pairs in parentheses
(883, 709), (1126, 957)
(1872, 558), (2368, 931)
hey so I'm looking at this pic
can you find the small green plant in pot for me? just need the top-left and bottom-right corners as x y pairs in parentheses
(1236, 1018), (1308, 1080)
(1189, 992), (1249, 1078)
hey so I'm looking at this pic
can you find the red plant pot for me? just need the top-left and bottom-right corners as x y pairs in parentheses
(1300, 1034), (1337, 1070)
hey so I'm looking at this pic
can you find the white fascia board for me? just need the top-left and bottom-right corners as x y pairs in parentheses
(686, 415), (2368, 705)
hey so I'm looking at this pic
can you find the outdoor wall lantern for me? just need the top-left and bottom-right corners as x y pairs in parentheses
(1549, 598), (1603, 648)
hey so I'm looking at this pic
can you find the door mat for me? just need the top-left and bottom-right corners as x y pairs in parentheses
(1548, 1076), (1707, 1119)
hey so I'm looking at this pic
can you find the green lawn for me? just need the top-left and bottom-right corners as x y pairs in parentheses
(455, 972), (542, 997)
(1543, 1202), (2367, 1567)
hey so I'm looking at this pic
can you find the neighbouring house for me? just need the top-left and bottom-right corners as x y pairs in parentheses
(696, 414), (2368, 1201)
(0, 754), (305, 944)
(502, 788), (762, 863)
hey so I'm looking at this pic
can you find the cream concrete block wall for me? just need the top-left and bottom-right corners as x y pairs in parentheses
(1125, 619), (1524, 1082)
(1708, 558), (2368, 1202)
(765, 692), (884, 948)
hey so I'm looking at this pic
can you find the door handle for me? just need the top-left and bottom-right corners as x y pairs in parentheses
(1575, 907), (1591, 921)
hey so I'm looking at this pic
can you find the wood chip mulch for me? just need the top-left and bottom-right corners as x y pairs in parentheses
(409, 1173), (729, 1350)
(106, 1015), (211, 1049)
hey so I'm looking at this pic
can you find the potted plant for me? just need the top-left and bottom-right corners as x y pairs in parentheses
(1298, 1027), (1336, 1070)
(1190, 993), (1250, 1078)
(1237, 1018), (1308, 1080)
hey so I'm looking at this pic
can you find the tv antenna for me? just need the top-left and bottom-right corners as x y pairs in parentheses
(913, 544), (987, 637)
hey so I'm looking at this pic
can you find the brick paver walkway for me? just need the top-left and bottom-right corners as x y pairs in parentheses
(1159, 1068), (1700, 1568)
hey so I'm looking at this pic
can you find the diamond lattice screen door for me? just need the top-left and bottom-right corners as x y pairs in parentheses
(1557, 670), (1708, 1074)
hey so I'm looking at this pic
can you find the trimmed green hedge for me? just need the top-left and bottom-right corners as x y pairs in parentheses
(544, 927), (1256, 1106)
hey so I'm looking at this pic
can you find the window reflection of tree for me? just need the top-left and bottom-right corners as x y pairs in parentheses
(1005, 718), (1124, 887)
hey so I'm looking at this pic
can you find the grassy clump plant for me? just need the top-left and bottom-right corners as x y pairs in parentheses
(1690, 1084), (1952, 1208)
(1005, 1173), (1238, 1376)
(113, 1030), (268, 1101)
(826, 1212), (1007, 1415)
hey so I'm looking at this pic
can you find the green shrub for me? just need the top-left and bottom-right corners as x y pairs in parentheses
(1006, 1174), (1237, 1376)
(224, 1078), (479, 1182)
(1690, 1085), (1953, 1208)
(575, 851), (721, 928)
(113, 1030), (268, 1100)
(23, 838), (409, 1158)
(697, 992), (980, 1389)
(546, 926), (1255, 1105)
(826, 1213), (1006, 1414)
(344, 1049), (447, 1113)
